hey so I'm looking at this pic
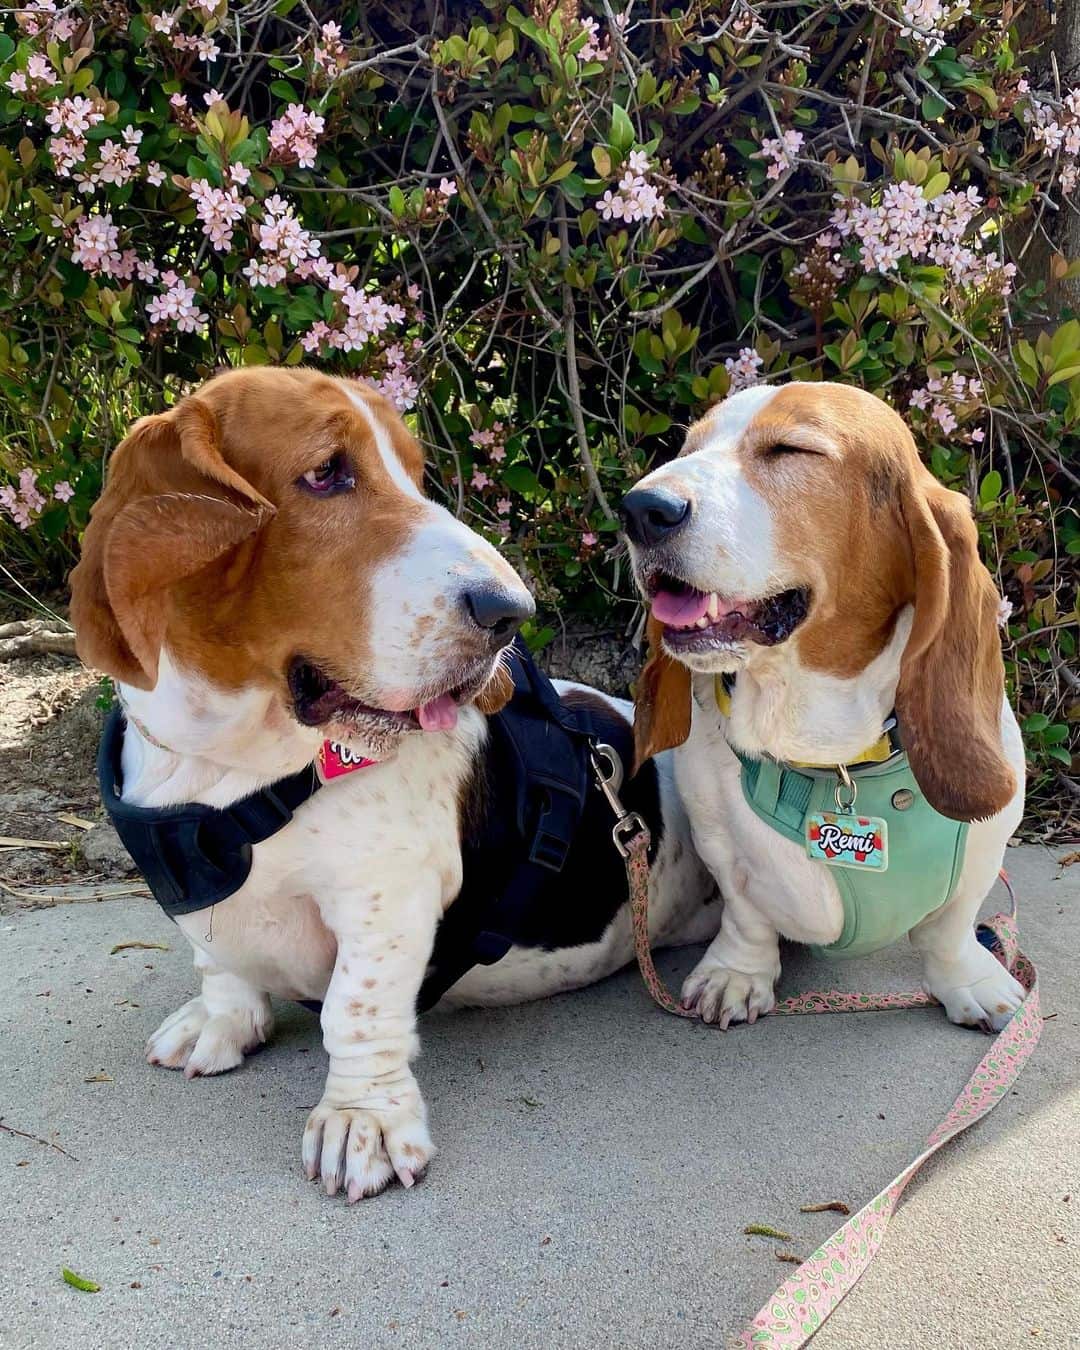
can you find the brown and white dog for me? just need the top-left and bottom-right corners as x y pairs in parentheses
(623, 381), (1026, 1032)
(71, 367), (715, 1200)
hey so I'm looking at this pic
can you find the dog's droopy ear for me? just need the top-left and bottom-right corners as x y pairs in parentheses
(895, 471), (1016, 822)
(70, 397), (273, 690)
(633, 615), (693, 772)
(474, 657), (516, 716)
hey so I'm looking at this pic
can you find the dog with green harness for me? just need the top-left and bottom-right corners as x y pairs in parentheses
(622, 381), (1026, 1032)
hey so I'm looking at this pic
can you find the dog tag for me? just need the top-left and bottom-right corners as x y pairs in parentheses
(317, 739), (377, 782)
(806, 811), (888, 871)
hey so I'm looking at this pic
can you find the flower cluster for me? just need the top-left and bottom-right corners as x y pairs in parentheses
(724, 347), (764, 393)
(6, 52), (57, 95)
(145, 271), (209, 335)
(313, 21), (348, 76)
(828, 182), (1015, 293)
(367, 342), (421, 411)
(909, 372), (985, 441)
(0, 468), (70, 531)
(898, 0), (970, 56)
(189, 177), (248, 251)
(470, 421), (508, 463)
(269, 104), (326, 170)
(578, 17), (610, 63)
(597, 150), (665, 223)
(45, 95), (104, 178)
(758, 129), (803, 181)
(15, 0), (79, 42)
(1027, 86), (1080, 193)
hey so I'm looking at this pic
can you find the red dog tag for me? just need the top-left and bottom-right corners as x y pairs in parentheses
(317, 739), (377, 782)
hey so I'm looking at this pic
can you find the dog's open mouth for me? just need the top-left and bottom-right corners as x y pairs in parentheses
(288, 658), (463, 733)
(646, 573), (810, 651)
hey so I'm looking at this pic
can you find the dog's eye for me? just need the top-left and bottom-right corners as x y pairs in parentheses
(767, 443), (807, 455)
(298, 452), (355, 496)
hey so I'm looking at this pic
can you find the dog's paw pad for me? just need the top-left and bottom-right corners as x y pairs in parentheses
(302, 1100), (434, 1200)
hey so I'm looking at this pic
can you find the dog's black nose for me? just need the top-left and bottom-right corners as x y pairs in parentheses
(464, 587), (535, 641)
(621, 487), (691, 548)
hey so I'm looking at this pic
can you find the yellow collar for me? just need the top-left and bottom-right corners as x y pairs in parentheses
(713, 675), (894, 769)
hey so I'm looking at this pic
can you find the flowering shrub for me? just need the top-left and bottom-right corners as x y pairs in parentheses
(0, 0), (1077, 812)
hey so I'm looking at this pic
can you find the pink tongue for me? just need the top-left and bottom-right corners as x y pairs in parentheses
(651, 587), (711, 628)
(417, 694), (459, 732)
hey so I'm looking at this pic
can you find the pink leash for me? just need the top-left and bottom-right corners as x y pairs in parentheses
(618, 826), (1041, 1347)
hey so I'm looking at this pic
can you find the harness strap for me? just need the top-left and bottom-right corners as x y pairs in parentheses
(99, 708), (322, 916)
(617, 822), (1041, 1347)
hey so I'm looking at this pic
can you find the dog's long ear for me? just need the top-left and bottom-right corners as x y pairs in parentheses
(633, 615), (693, 772)
(895, 469), (1015, 821)
(474, 657), (516, 715)
(70, 397), (273, 690)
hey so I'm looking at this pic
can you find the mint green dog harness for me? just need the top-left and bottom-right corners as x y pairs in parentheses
(716, 680), (969, 959)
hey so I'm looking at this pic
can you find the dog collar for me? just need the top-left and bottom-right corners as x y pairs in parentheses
(713, 674), (897, 769)
(116, 691), (378, 781)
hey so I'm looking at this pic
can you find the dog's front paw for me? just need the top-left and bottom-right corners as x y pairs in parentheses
(922, 941), (1025, 1033)
(146, 996), (272, 1077)
(680, 957), (777, 1029)
(302, 1095), (434, 1201)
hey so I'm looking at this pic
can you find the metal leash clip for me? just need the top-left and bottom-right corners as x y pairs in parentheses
(590, 742), (648, 858)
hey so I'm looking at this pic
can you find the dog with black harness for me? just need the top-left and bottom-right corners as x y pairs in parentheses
(75, 367), (717, 1199)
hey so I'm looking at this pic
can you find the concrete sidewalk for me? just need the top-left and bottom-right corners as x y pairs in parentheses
(2, 845), (1077, 1350)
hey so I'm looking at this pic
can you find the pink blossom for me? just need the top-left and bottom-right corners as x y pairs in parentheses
(759, 128), (803, 180)
(366, 346), (419, 411)
(71, 212), (122, 276)
(48, 134), (86, 177)
(438, 177), (457, 198)
(256, 194), (321, 273)
(578, 16), (610, 63)
(18, 468), (46, 514)
(169, 93), (189, 113)
(724, 347), (763, 393)
(899, 0), (970, 55)
(582, 531), (598, 547)
(150, 11), (179, 35)
(7, 52), (57, 95)
(46, 95), (103, 138)
(188, 178), (247, 251)
(597, 152), (666, 224)
(53, 480), (74, 502)
(229, 162), (251, 186)
(269, 103), (326, 169)
(145, 161), (166, 187)
(145, 272), (208, 334)
(204, 89), (226, 108)
(0, 484), (31, 530)
(313, 20), (347, 74)
(195, 35), (220, 62)
(6, 71), (27, 94)
(496, 497), (511, 516)
(471, 469), (491, 490)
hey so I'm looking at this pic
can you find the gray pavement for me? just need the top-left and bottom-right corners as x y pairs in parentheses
(2, 844), (1078, 1350)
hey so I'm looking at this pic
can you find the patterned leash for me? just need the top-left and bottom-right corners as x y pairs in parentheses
(599, 752), (1042, 1349)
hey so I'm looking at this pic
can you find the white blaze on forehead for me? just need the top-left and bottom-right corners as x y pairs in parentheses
(344, 385), (424, 502)
(633, 382), (780, 598)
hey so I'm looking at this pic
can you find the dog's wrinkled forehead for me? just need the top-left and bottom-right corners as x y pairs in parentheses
(196, 367), (425, 501)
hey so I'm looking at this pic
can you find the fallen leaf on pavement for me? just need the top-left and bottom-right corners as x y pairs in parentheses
(775, 1251), (804, 1264)
(0, 836), (68, 852)
(110, 941), (169, 955)
(55, 813), (96, 831)
(83, 1073), (112, 1083)
(744, 1224), (792, 1241)
(799, 1201), (851, 1215)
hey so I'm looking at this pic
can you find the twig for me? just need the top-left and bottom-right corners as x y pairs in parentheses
(558, 211), (616, 521)
(0, 1119), (78, 1162)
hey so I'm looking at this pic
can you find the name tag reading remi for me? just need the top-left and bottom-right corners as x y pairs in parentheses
(317, 739), (377, 782)
(806, 811), (888, 871)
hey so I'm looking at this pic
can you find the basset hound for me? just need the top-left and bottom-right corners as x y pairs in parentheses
(71, 367), (716, 1201)
(623, 381), (1026, 1033)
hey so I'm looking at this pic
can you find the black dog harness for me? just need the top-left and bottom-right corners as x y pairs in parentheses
(99, 643), (657, 1011)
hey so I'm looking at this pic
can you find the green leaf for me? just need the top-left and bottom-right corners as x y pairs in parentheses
(269, 80), (298, 102)
(62, 1269), (100, 1293)
(979, 471), (1002, 505)
(1023, 713), (1050, 733)
(388, 185), (406, 217)
(610, 103), (634, 154)
(501, 463), (540, 495)
(922, 171), (950, 200)
(921, 93), (948, 120)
